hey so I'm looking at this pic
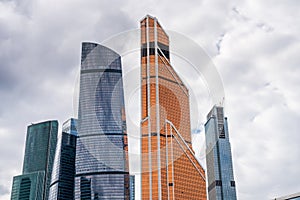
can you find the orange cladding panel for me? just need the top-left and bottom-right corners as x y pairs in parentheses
(140, 15), (206, 200)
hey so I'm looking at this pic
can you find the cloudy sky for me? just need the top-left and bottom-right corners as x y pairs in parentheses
(0, 0), (299, 199)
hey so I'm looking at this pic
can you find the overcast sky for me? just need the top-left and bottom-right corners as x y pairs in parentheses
(1, 0), (300, 199)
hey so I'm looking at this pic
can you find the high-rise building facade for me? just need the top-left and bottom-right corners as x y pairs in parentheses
(11, 120), (58, 200)
(129, 175), (135, 200)
(205, 106), (237, 200)
(48, 118), (77, 200)
(11, 171), (45, 200)
(74, 42), (130, 199)
(140, 15), (207, 200)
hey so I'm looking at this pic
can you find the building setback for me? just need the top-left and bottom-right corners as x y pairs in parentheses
(11, 120), (58, 200)
(140, 15), (207, 199)
(74, 42), (130, 199)
(205, 106), (237, 200)
(48, 118), (77, 200)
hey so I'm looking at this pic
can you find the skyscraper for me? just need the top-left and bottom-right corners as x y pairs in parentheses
(74, 42), (130, 199)
(140, 15), (207, 199)
(11, 120), (58, 200)
(129, 175), (135, 200)
(205, 106), (237, 200)
(48, 118), (77, 200)
(11, 171), (45, 200)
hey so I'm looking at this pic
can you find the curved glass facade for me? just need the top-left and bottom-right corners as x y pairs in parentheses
(74, 43), (129, 199)
(48, 118), (77, 200)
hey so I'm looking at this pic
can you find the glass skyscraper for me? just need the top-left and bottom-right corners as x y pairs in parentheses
(129, 175), (135, 200)
(140, 15), (207, 199)
(11, 171), (45, 200)
(205, 106), (237, 200)
(48, 118), (77, 200)
(11, 120), (58, 200)
(74, 42), (130, 199)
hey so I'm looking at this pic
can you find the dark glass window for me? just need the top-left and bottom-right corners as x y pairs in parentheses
(231, 181), (236, 187)
(80, 177), (91, 200)
(216, 180), (222, 186)
(19, 178), (31, 200)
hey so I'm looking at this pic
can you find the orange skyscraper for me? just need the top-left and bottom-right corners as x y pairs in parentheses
(140, 15), (207, 200)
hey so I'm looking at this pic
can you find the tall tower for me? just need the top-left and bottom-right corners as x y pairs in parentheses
(74, 43), (130, 199)
(140, 15), (207, 200)
(48, 118), (77, 200)
(205, 106), (237, 200)
(129, 175), (135, 200)
(11, 120), (58, 200)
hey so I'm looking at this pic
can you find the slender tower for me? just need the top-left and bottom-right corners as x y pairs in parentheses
(48, 118), (77, 200)
(11, 120), (58, 200)
(129, 175), (135, 200)
(140, 15), (207, 200)
(74, 43), (130, 199)
(205, 106), (237, 200)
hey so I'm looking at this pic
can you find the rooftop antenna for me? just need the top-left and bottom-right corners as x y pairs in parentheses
(218, 97), (225, 106)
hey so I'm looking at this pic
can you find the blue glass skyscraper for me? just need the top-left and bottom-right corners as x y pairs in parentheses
(205, 106), (237, 200)
(11, 120), (58, 200)
(74, 42), (130, 199)
(129, 175), (135, 200)
(48, 118), (77, 200)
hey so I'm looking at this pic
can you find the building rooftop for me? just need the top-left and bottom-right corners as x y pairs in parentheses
(274, 192), (300, 200)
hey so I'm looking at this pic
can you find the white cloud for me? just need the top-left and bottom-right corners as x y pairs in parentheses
(0, 0), (299, 199)
(213, 1), (300, 198)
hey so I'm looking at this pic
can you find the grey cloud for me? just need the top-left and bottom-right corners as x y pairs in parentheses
(0, 67), (19, 92)
(215, 6), (300, 198)
(231, 6), (274, 33)
(231, 6), (251, 22)
(1, 0), (300, 199)
(0, 184), (9, 195)
(0, 0), (135, 109)
(0, 0), (135, 198)
(215, 33), (226, 54)
(232, 105), (300, 199)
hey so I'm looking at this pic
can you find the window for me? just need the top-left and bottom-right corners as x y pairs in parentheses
(231, 181), (236, 187)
